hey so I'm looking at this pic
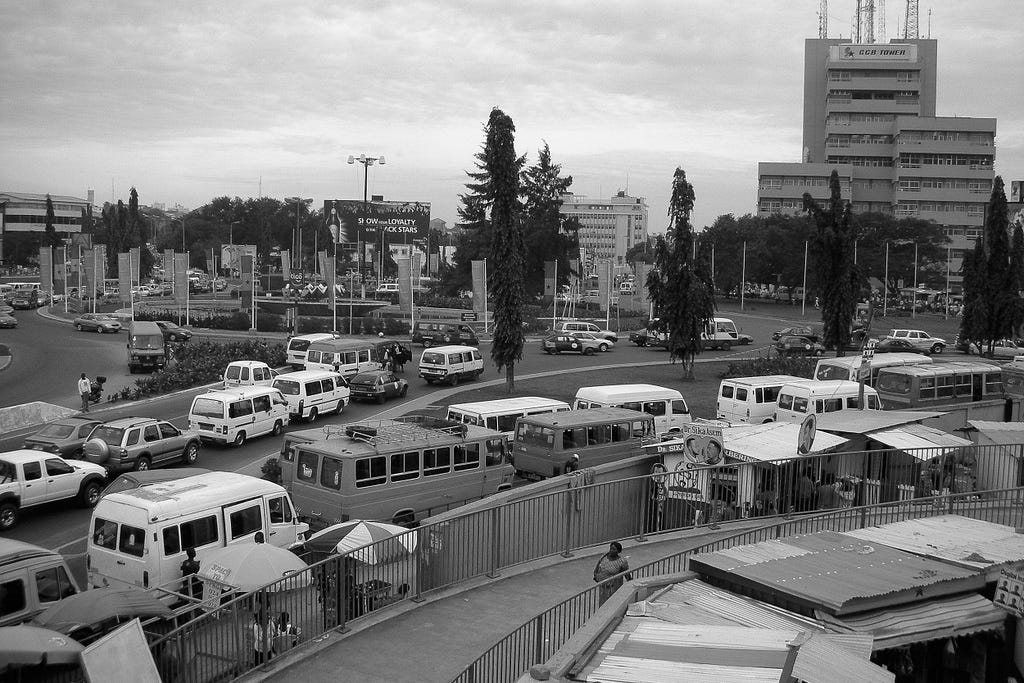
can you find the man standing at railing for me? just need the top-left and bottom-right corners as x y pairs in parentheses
(564, 453), (580, 474)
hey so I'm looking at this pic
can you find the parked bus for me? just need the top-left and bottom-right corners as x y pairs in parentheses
(814, 353), (933, 386)
(573, 384), (690, 434)
(445, 397), (571, 441)
(279, 416), (513, 528)
(874, 361), (1004, 409)
(511, 408), (656, 480)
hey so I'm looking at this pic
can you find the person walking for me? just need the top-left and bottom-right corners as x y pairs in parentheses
(564, 453), (580, 474)
(593, 541), (632, 604)
(77, 373), (91, 412)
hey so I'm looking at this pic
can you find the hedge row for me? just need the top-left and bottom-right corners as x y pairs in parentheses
(718, 355), (818, 380)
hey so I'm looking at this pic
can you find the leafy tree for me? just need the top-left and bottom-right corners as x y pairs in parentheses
(646, 168), (716, 380)
(128, 188), (155, 278)
(853, 213), (948, 298)
(803, 171), (862, 355)
(486, 108), (525, 393)
(958, 239), (987, 349)
(520, 142), (579, 297)
(625, 236), (657, 267)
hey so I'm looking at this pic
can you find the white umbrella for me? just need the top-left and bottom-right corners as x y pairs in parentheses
(197, 543), (309, 592)
(305, 520), (417, 565)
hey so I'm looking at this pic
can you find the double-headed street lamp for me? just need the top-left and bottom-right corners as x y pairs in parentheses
(347, 154), (385, 280)
(285, 197), (313, 271)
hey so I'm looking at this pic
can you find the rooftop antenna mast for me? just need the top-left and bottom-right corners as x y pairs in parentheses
(854, 0), (861, 42)
(863, 0), (875, 43)
(877, 0), (885, 42)
(818, 0), (827, 38)
(903, 0), (919, 39)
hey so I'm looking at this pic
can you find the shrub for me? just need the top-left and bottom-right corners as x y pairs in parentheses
(719, 355), (818, 380)
(261, 457), (282, 485)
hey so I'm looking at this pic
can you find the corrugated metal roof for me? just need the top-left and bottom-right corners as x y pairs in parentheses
(866, 424), (972, 459)
(792, 633), (894, 683)
(816, 410), (945, 435)
(968, 420), (1024, 445)
(690, 530), (985, 616)
(648, 422), (848, 464)
(653, 580), (826, 632)
(818, 593), (1006, 650)
(844, 515), (1024, 575)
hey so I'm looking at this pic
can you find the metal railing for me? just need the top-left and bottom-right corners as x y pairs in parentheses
(138, 442), (1018, 681)
(453, 486), (1024, 683)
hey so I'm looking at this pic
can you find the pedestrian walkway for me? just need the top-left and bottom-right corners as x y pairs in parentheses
(241, 522), (766, 683)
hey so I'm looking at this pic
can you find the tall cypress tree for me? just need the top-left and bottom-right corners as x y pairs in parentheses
(803, 171), (861, 355)
(43, 195), (60, 249)
(646, 168), (716, 380)
(486, 108), (525, 393)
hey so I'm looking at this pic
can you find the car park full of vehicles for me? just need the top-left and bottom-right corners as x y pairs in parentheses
(348, 370), (409, 404)
(884, 329), (946, 355)
(73, 314), (121, 333)
(0, 450), (108, 530)
(23, 417), (103, 459)
(154, 320), (193, 342)
(543, 333), (603, 355)
(83, 417), (201, 474)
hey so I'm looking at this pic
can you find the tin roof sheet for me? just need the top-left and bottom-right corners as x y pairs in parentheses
(689, 530), (984, 616)
(968, 420), (1024, 444)
(648, 423), (848, 464)
(865, 424), (972, 459)
(815, 410), (945, 434)
(844, 515), (1024, 575)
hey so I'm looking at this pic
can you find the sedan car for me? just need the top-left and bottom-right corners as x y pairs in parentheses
(154, 320), (193, 342)
(10, 297), (33, 310)
(543, 333), (603, 355)
(771, 326), (819, 342)
(872, 338), (928, 354)
(23, 417), (104, 459)
(348, 370), (409, 404)
(982, 339), (1024, 360)
(736, 333), (754, 345)
(0, 305), (13, 315)
(570, 331), (614, 352)
(774, 335), (826, 357)
(73, 313), (122, 333)
(0, 314), (16, 329)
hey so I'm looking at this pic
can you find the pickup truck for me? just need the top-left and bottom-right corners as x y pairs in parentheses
(0, 450), (107, 530)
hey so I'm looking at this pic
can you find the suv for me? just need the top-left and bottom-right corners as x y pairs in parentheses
(886, 329), (946, 355)
(0, 450), (107, 530)
(412, 322), (479, 348)
(553, 321), (618, 343)
(82, 417), (201, 474)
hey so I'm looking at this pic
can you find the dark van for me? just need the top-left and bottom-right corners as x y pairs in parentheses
(411, 322), (479, 348)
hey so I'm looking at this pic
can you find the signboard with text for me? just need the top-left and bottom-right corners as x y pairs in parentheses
(323, 200), (431, 243)
(833, 43), (916, 61)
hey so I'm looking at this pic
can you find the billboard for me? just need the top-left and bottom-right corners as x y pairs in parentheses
(222, 244), (257, 274)
(323, 200), (431, 242)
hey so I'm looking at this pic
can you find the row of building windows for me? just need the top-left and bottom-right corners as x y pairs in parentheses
(826, 113), (897, 125)
(828, 91), (918, 102)
(759, 177), (847, 189)
(3, 214), (82, 225)
(828, 70), (919, 81)
(826, 156), (895, 167)
(897, 131), (993, 144)
(897, 179), (991, 192)
(944, 227), (984, 239)
(826, 134), (893, 146)
(896, 201), (985, 216)
(898, 153), (993, 168)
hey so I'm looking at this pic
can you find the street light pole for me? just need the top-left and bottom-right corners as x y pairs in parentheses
(285, 198), (313, 272)
(347, 154), (385, 284)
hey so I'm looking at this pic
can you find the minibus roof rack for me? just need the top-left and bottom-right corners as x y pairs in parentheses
(325, 417), (469, 447)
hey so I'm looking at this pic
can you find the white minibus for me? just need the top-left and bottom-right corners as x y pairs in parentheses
(702, 317), (739, 351)
(813, 353), (932, 386)
(88, 472), (309, 590)
(286, 332), (341, 370)
(223, 360), (278, 389)
(774, 380), (880, 424)
(188, 386), (290, 446)
(272, 370), (350, 422)
(445, 397), (571, 441)
(418, 345), (484, 386)
(573, 384), (691, 434)
(717, 375), (807, 424)
(304, 339), (380, 378)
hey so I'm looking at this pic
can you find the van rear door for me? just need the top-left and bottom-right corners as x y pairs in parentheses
(87, 501), (149, 589)
(223, 498), (264, 546)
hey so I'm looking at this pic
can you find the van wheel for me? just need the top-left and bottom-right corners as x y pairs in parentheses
(134, 456), (151, 471)
(422, 339), (433, 348)
(272, 420), (283, 436)
(931, 343), (943, 354)
(443, 334), (452, 343)
(0, 503), (18, 531)
(80, 480), (103, 507)
(182, 442), (199, 464)
(233, 431), (246, 447)
(334, 400), (344, 415)
(307, 408), (319, 423)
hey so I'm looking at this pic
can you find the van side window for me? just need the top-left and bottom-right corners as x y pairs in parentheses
(821, 398), (843, 413)
(562, 427), (586, 449)
(587, 424), (611, 445)
(671, 399), (688, 414)
(253, 395), (271, 412)
(321, 379), (335, 392)
(792, 397), (809, 413)
(355, 456), (387, 488)
(867, 395), (880, 409)
(358, 350), (370, 363)
(424, 447), (452, 476)
(305, 381), (322, 396)
(34, 566), (76, 603)
(93, 519), (117, 549)
(318, 457), (342, 490)
(229, 400), (254, 418)
(390, 452), (419, 482)
(734, 388), (748, 402)
(632, 420), (649, 437)
(163, 526), (181, 555)
(0, 578), (26, 618)
(297, 451), (318, 482)
(621, 401), (642, 412)
(241, 367), (250, 381)
(454, 443), (480, 470)
(472, 350), (482, 361)
(269, 495), (293, 523)
(611, 422), (632, 442)
(182, 516), (219, 548)
(229, 506), (262, 540)
(496, 413), (519, 433)
(485, 439), (505, 466)
(119, 524), (145, 557)
(642, 401), (666, 416)
(779, 394), (794, 410)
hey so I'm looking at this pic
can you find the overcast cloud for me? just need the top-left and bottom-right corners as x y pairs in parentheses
(1, 1), (1020, 230)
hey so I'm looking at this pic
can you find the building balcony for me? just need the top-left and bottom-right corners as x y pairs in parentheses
(825, 120), (894, 136)
(894, 187), (985, 203)
(895, 164), (994, 179)
(895, 139), (994, 154)
(826, 100), (921, 116)
(758, 187), (851, 201)
(916, 209), (985, 226)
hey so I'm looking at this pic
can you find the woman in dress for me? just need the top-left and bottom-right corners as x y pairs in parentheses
(593, 541), (632, 604)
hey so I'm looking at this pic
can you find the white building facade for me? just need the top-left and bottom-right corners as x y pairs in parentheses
(559, 191), (648, 267)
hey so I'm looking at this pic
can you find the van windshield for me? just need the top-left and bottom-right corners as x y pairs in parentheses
(273, 379), (301, 395)
(191, 398), (225, 417)
(131, 334), (163, 350)
(289, 339), (311, 352)
(422, 352), (445, 365)
(225, 366), (241, 380)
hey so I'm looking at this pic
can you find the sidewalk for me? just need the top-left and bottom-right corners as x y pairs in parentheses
(243, 521), (769, 683)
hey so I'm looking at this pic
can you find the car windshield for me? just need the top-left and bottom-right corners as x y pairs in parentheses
(273, 379), (301, 395)
(191, 397), (224, 417)
(131, 334), (163, 349)
(89, 426), (125, 446)
(34, 423), (76, 439)
(421, 352), (445, 365)
(350, 373), (377, 384)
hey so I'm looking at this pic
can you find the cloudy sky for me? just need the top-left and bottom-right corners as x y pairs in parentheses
(2, 1), (1021, 231)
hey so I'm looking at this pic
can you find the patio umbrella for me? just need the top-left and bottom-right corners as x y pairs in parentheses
(197, 543), (309, 592)
(0, 625), (83, 670)
(34, 587), (173, 633)
(305, 520), (417, 564)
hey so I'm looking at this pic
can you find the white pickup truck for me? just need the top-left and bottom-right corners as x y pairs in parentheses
(0, 450), (107, 530)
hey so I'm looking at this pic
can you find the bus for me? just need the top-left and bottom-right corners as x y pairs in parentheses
(511, 408), (656, 480)
(573, 384), (690, 434)
(445, 397), (571, 441)
(874, 361), (1004, 409)
(813, 353), (932, 386)
(278, 416), (513, 528)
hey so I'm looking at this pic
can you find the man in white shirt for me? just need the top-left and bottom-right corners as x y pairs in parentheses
(77, 373), (91, 412)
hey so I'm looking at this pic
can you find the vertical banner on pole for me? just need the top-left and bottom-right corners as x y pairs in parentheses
(543, 261), (557, 299)
(325, 255), (337, 310)
(163, 250), (174, 283)
(94, 244), (107, 283)
(317, 251), (329, 284)
(471, 260), (487, 314)
(129, 247), (141, 285)
(39, 248), (53, 300)
(117, 253), (131, 305)
(240, 254), (254, 312)
(597, 261), (611, 311)
(635, 262), (651, 309)
(54, 247), (66, 294)
(174, 254), (189, 305)
(429, 253), (439, 276)
(398, 258), (412, 312)
(280, 250), (291, 286)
